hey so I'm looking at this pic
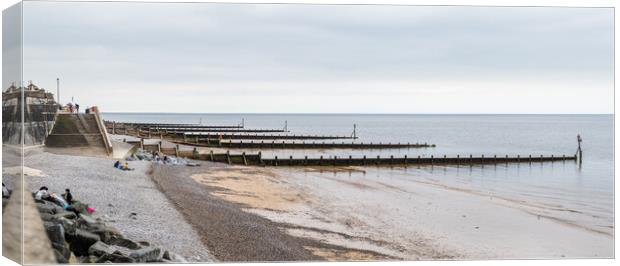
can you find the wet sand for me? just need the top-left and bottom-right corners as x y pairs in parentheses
(150, 163), (396, 261)
(152, 162), (614, 260)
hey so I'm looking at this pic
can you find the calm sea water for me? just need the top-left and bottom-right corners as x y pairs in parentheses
(103, 113), (614, 234)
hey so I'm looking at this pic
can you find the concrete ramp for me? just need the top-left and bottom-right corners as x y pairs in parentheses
(45, 112), (113, 156)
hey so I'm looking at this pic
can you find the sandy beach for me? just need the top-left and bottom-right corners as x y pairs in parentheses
(150, 163), (394, 261)
(153, 162), (614, 260)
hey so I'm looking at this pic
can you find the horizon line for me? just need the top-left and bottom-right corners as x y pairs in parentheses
(100, 112), (614, 115)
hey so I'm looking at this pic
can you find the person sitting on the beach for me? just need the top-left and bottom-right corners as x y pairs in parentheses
(122, 162), (134, 171)
(51, 192), (70, 209)
(114, 160), (122, 169)
(62, 188), (73, 205)
(2, 183), (10, 198)
(163, 155), (169, 164)
(35, 186), (50, 201)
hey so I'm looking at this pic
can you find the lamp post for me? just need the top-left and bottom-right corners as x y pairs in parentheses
(56, 78), (60, 105)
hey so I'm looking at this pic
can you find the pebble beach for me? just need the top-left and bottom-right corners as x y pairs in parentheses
(16, 147), (214, 262)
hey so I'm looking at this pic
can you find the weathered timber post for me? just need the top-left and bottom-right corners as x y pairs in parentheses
(275, 156), (279, 166)
(148, 128), (152, 138)
(175, 144), (179, 157)
(494, 155), (497, 164)
(404, 155), (408, 164)
(242, 152), (248, 166)
(193, 147), (198, 159)
(431, 155), (434, 165)
(112, 122), (116, 134)
(469, 154), (473, 165)
(140, 138), (144, 149)
(517, 155), (520, 163)
(319, 156), (323, 166)
(456, 155), (460, 164)
(158, 141), (162, 153)
(390, 155), (394, 165)
(348, 155), (352, 164)
(304, 155), (308, 166)
(210, 150), (214, 161)
(363, 155), (367, 166)
(290, 155), (293, 166)
(333, 156), (337, 166)
(226, 150), (231, 165)
(576, 134), (583, 165)
(529, 155), (532, 164)
(258, 151), (263, 165)
(183, 134), (187, 142)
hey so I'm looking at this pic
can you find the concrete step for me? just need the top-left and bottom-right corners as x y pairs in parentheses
(45, 113), (108, 151)
(50, 114), (100, 134)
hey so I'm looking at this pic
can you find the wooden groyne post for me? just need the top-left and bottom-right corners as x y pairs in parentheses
(576, 134), (583, 165)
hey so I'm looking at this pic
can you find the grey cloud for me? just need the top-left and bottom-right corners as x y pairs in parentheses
(10, 1), (614, 113)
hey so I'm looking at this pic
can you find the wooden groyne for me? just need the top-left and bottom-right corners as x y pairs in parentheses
(104, 121), (243, 131)
(200, 140), (435, 149)
(153, 128), (288, 133)
(259, 154), (576, 167)
(133, 140), (576, 167)
(182, 133), (358, 140)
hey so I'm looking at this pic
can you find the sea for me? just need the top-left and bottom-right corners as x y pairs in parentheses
(102, 113), (614, 235)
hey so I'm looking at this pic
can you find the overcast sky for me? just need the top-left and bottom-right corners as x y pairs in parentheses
(11, 2), (614, 113)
